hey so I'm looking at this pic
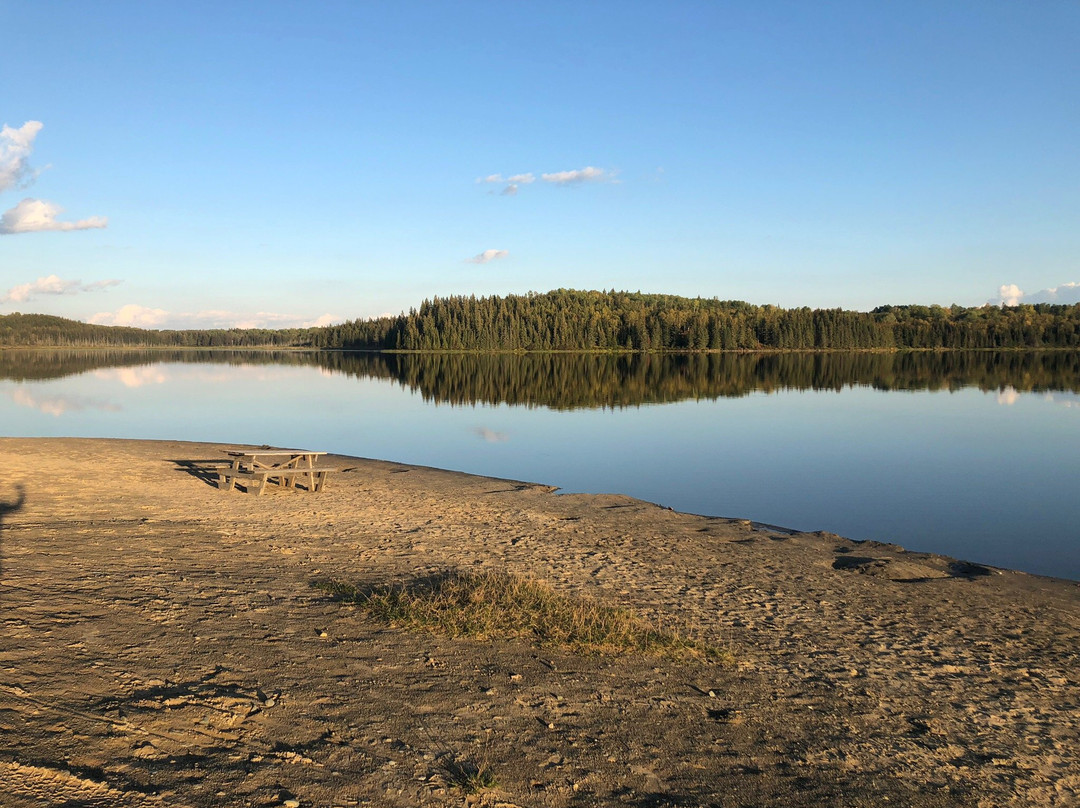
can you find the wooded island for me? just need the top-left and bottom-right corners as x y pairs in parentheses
(4, 289), (1080, 350)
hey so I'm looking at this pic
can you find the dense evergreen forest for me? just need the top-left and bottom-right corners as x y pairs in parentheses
(4, 348), (1078, 408)
(4, 290), (1080, 351)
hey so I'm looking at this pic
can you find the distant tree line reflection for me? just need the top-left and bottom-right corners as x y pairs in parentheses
(3, 349), (1079, 409)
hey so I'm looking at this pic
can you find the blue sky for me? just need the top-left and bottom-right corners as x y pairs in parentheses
(2, 1), (1078, 328)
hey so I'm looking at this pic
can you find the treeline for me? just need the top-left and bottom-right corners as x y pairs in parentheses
(327, 290), (1080, 351)
(5, 290), (1080, 351)
(0, 313), (318, 348)
(5, 348), (1079, 408)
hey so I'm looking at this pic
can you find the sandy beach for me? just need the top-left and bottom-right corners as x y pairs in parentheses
(0, 437), (1078, 807)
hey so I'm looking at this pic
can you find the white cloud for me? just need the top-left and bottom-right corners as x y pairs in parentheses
(0, 198), (108, 234)
(1028, 282), (1080, 305)
(995, 284), (1024, 306)
(477, 173), (534, 184)
(89, 304), (170, 328)
(1, 274), (121, 304)
(305, 313), (342, 327)
(992, 281), (1080, 307)
(466, 249), (509, 265)
(480, 166), (614, 190)
(478, 172), (535, 196)
(0, 120), (43, 192)
(88, 306), (342, 330)
(0, 121), (108, 235)
(541, 166), (611, 185)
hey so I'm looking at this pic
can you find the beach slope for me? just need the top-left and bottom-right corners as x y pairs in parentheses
(0, 438), (1077, 807)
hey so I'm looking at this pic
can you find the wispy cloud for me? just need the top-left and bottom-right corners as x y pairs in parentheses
(477, 172), (536, 196)
(88, 305), (342, 330)
(541, 166), (612, 185)
(0, 198), (108, 234)
(477, 172), (535, 186)
(991, 281), (1080, 307)
(0, 121), (43, 192)
(1, 274), (121, 304)
(465, 249), (509, 265)
(478, 167), (613, 194)
(0, 120), (108, 235)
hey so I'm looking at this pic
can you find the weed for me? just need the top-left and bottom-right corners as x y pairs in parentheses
(439, 755), (499, 793)
(315, 569), (728, 661)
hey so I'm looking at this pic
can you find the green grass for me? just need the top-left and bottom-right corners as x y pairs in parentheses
(315, 568), (727, 661)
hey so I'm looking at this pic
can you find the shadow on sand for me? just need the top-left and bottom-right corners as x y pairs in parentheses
(0, 485), (27, 579)
(168, 459), (231, 489)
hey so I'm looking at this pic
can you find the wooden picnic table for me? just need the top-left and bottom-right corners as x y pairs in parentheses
(217, 450), (335, 494)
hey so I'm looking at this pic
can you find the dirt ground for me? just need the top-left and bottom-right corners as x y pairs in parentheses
(1, 437), (1078, 808)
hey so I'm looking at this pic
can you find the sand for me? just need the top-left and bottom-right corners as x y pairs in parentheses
(0, 437), (1078, 808)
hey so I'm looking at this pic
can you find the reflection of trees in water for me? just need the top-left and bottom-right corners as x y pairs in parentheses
(3, 349), (1080, 409)
(0, 349), (317, 382)
(324, 351), (1080, 408)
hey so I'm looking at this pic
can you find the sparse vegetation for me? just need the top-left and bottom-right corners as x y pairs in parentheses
(315, 569), (726, 661)
(438, 755), (499, 793)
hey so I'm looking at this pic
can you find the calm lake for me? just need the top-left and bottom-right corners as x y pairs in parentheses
(2, 349), (1079, 581)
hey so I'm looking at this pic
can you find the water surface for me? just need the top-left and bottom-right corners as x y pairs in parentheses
(2, 349), (1078, 580)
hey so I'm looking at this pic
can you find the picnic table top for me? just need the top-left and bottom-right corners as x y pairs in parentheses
(226, 450), (326, 458)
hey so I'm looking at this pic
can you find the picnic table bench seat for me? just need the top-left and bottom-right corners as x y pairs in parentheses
(215, 463), (338, 495)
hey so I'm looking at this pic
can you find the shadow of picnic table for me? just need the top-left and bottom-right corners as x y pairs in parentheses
(169, 459), (231, 489)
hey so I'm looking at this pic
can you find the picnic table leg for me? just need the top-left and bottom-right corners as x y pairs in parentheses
(220, 458), (241, 491)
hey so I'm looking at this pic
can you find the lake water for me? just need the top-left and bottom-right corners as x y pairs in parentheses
(2, 349), (1079, 580)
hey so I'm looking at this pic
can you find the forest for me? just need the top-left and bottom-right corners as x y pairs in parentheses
(4, 289), (1080, 351)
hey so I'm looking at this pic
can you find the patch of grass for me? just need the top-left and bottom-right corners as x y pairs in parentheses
(439, 755), (499, 793)
(315, 569), (727, 661)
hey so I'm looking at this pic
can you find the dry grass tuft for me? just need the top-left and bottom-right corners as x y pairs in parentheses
(316, 569), (727, 661)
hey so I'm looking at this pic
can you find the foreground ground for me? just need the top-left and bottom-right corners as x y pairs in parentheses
(0, 438), (1078, 807)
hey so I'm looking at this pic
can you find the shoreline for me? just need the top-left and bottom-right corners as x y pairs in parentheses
(2, 437), (1078, 806)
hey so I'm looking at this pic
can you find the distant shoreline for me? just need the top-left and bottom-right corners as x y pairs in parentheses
(4, 344), (1080, 353)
